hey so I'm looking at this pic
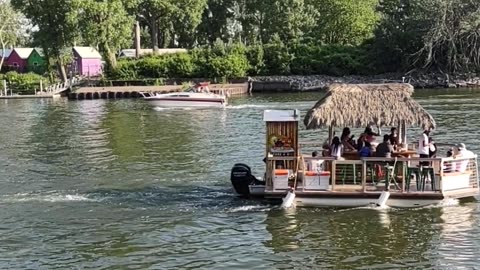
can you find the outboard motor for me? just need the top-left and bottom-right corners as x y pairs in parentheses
(230, 163), (264, 196)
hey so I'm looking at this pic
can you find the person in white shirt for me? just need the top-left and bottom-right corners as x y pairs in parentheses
(308, 151), (324, 172)
(417, 130), (431, 166)
(330, 136), (344, 160)
(456, 143), (475, 172)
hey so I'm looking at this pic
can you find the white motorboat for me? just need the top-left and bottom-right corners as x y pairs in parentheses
(141, 83), (227, 108)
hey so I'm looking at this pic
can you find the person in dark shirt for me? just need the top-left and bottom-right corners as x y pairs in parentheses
(389, 127), (399, 149)
(376, 134), (394, 158)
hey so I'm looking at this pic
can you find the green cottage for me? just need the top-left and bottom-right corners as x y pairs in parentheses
(27, 48), (46, 74)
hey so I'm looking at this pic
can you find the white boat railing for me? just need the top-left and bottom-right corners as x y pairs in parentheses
(265, 156), (479, 194)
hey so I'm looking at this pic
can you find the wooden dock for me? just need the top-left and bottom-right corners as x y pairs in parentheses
(68, 83), (250, 100)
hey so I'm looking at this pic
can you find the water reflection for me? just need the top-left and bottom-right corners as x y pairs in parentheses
(263, 207), (446, 269)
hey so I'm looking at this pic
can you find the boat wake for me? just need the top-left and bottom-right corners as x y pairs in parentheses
(153, 107), (196, 111)
(226, 205), (271, 213)
(0, 192), (93, 203)
(227, 104), (274, 110)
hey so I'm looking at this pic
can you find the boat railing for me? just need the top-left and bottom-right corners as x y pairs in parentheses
(265, 155), (479, 194)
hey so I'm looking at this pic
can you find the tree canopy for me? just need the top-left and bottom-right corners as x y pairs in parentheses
(7, 0), (480, 78)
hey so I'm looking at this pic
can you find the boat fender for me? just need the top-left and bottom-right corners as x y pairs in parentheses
(281, 189), (296, 208)
(376, 191), (390, 207)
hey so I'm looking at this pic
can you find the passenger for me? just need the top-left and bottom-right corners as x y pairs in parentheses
(357, 133), (366, 151)
(364, 125), (380, 143)
(417, 129), (431, 166)
(443, 148), (454, 173)
(456, 143), (474, 172)
(308, 151), (324, 172)
(340, 127), (356, 151)
(389, 127), (400, 150)
(359, 141), (373, 158)
(330, 136), (344, 160)
(321, 142), (331, 157)
(376, 134), (394, 158)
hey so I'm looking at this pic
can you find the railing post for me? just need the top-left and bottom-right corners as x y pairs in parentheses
(331, 160), (336, 191)
(362, 160), (367, 192)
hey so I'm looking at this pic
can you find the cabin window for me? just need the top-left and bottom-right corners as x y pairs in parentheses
(12, 62), (18, 67)
(33, 62), (38, 66)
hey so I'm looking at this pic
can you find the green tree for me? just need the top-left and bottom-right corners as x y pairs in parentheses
(137, 0), (177, 52)
(240, 0), (316, 44)
(196, 0), (237, 45)
(172, 0), (207, 48)
(0, 0), (23, 71)
(74, 0), (135, 71)
(307, 0), (379, 45)
(11, 0), (78, 81)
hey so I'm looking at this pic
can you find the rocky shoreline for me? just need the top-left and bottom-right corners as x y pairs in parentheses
(250, 74), (480, 92)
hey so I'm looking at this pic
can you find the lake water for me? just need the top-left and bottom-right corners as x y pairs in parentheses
(0, 89), (479, 269)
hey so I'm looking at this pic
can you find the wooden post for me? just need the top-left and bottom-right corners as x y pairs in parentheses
(401, 121), (407, 148)
(328, 126), (334, 144)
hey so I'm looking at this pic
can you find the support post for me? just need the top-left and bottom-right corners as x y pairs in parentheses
(3, 80), (6, 96)
(328, 126), (334, 144)
(401, 121), (407, 148)
(331, 161), (336, 191)
(362, 160), (367, 192)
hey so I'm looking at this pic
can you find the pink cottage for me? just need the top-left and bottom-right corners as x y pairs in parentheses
(73, 47), (103, 76)
(6, 48), (33, 72)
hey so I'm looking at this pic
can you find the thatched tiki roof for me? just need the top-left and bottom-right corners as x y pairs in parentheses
(304, 83), (436, 129)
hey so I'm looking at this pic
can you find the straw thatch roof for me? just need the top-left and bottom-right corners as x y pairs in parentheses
(304, 83), (436, 129)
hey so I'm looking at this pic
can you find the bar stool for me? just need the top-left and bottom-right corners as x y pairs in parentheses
(406, 167), (421, 191)
(383, 165), (396, 190)
(420, 167), (436, 191)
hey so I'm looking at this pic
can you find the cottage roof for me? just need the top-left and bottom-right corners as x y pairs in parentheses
(0, 49), (12, 58)
(303, 83), (436, 129)
(31, 48), (44, 57)
(13, 48), (34, 59)
(73, 47), (102, 59)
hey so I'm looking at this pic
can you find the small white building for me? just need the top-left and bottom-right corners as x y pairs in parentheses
(118, 48), (187, 58)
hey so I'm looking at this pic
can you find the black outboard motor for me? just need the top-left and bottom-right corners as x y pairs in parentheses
(230, 163), (264, 196)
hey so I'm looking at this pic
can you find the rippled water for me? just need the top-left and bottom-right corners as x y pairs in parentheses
(0, 89), (480, 269)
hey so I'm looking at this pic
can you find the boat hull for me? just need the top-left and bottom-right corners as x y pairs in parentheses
(145, 98), (226, 108)
(293, 197), (443, 208)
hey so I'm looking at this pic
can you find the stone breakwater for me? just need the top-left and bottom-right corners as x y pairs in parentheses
(250, 74), (480, 92)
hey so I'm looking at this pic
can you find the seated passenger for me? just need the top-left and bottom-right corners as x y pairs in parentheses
(456, 143), (474, 172)
(340, 127), (356, 151)
(308, 151), (324, 172)
(389, 127), (399, 150)
(357, 133), (366, 151)
(364, 125), (380, 143)
(376, 134), (394, 158)
(330, 136), (344, 160)
(321, 143), (331, 157)
(443, 148), (454, 173)
(359, 142), (373, 158)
